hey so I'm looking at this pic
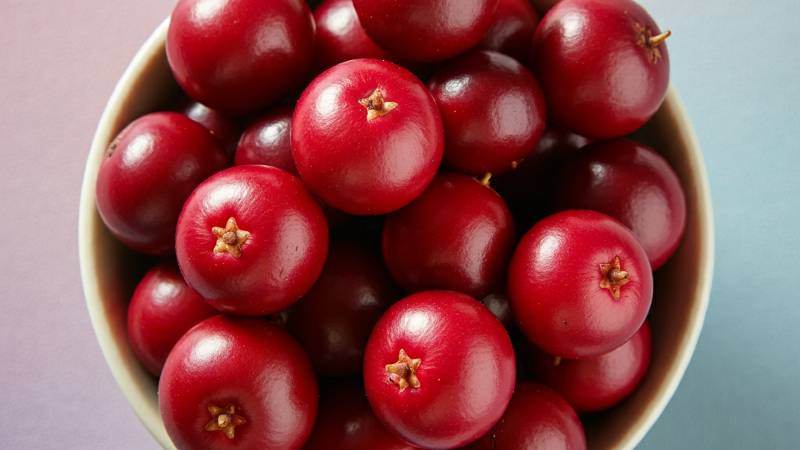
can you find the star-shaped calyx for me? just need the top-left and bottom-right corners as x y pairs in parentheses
(599, 255), (631, 300)
(359, 88), (398, 121)
(633, 21), (672, 64)
(212, 217), (250, 258)
(205, 404), (246, 440)
(386, 349), (421, 391)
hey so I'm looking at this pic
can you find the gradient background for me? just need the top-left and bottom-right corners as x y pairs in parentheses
(1, 0), (798, 448)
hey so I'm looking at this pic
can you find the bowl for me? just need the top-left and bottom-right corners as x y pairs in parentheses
(79, 19), (714, 450)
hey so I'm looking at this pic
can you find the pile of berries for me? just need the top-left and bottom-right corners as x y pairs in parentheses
(96, 0), (685, 448)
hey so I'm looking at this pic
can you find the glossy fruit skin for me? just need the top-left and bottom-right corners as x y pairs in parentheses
(429, 51), (546, 175)
(531, 0), (670, 138)
(507, 210), (653, 358)
(528, 321), (651, 412)
(555, 139), (686, 269)
(382, 173), (515, 298)
(96, 112), (227, 255)
(305, 380), (418, 450)
(167, 0), (315, 115)
(353, 0), (498, 62)
(492, 128), (590, 230)
(159, 316), (317, 450)
(478, 0), (540, 61)
(293, 59), (444, 215)
(127, 263), (217, 376)
(364, 291), (516, 449)
(314, 0), (390, 69)
(182, 101), (241, 158)
(467, 382), (586, 450)
(176, 165), (328, 316)
(287, 240), (400, 376)
(234, 107), (297, 174)
(482, 292), (514, 329)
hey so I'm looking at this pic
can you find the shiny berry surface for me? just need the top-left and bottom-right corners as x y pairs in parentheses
(479, 0), (540, 61)
(287, 240), (400, 376)
(382, 173), (515, 298)
(304, 380), (418, 450)
(159, 316), (317, 449)
(127, 262), (217, 376)
(95, 112), (227, 255)
(507, 210), (653, 358)
(364, 291), (516, 449)
(429, 50), (546, 175)
(293, 59), (443, 215)
(167, 0), (315, 115)
(176, 165), (328, 316)
(556, 139), (686, 269)
(314, 0), (390, 69)
(531, 0), (670, 138)
(353, 0), (498, 62)
(234, 106), (297, 174)
(527, 321), (652, 412)
(181, 101), (241, 157)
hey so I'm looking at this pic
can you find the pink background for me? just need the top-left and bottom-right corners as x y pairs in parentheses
(0, 1), (169, 448)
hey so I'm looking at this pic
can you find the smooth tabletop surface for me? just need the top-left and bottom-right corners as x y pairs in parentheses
(0, 0), (798, 448)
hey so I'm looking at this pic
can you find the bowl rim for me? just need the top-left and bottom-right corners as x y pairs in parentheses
(78, 18), (715, 450)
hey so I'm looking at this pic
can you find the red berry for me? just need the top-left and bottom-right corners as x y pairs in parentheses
(314, 0), (390, 69)
(364, 291), (516, 449)
(234, 106), (297, 174)
(531, 0), (670, 138)
(353, 0), (498, 62)
(467, 382), (586, 450)
(293, 59), (444, 215)
(305, 381), (418, 450)
(429, 50), (546, 175)
(159, 316), (317, 449)
(127, 262), (217, 376)
(96, 112), (227, 255)
(556, 139), (687, 269)
(478, 0), (540, 61)
(167, 0), (315, 115)
(507, 210), (653, 358)
(382, 173), (515, 298)
(527, 321), (652, 412)
(481, 292), (514, 329)
(176, 165), (328, 316)
(287, 240), (400, 376)
(181, 101), (241, 158)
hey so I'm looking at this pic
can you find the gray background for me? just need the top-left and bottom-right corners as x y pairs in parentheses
(0, 0), (797, 448)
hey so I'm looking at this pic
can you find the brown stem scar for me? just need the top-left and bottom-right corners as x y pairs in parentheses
(634, 22), (671, 63)
(599, 256), (631, 299)
(386, 349), (421, 391)
(212, 217), (250, 258)
(205, 404), (246, 440)
(359, 88), (398, 121)
(479, 172), (493, 186)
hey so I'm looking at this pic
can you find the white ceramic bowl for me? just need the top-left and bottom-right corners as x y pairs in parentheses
(79, 20), (714, 450)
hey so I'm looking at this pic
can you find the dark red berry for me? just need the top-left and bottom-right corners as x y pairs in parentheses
(532, 0), (670, 138)
(167, 0), (315, 115)
(382, 173), (515, 298)
(481, 292), (514, 329)
(527, 321), (652, 412)
(127, 262), (217, 376)
(467, 382), (586, 450)
(429, 50), (546, 175)
(293, 59), (443, 215)
(314, 0), (390, 69)
(181, 101), (241, 157)
(556, 139), (686, 269)
(159, 316), (317, 449)
(287, 240), (400, 376)
(479, 0), (540, 62)
(507, 210), (653, 358)
(96, 112), (227, 255)
(176, 165), (328, 316)
(364, 291), (516, 449)
(353, 0), (498, 62)
(234, 106), (297, 174)
(304, 381), (418, 450)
